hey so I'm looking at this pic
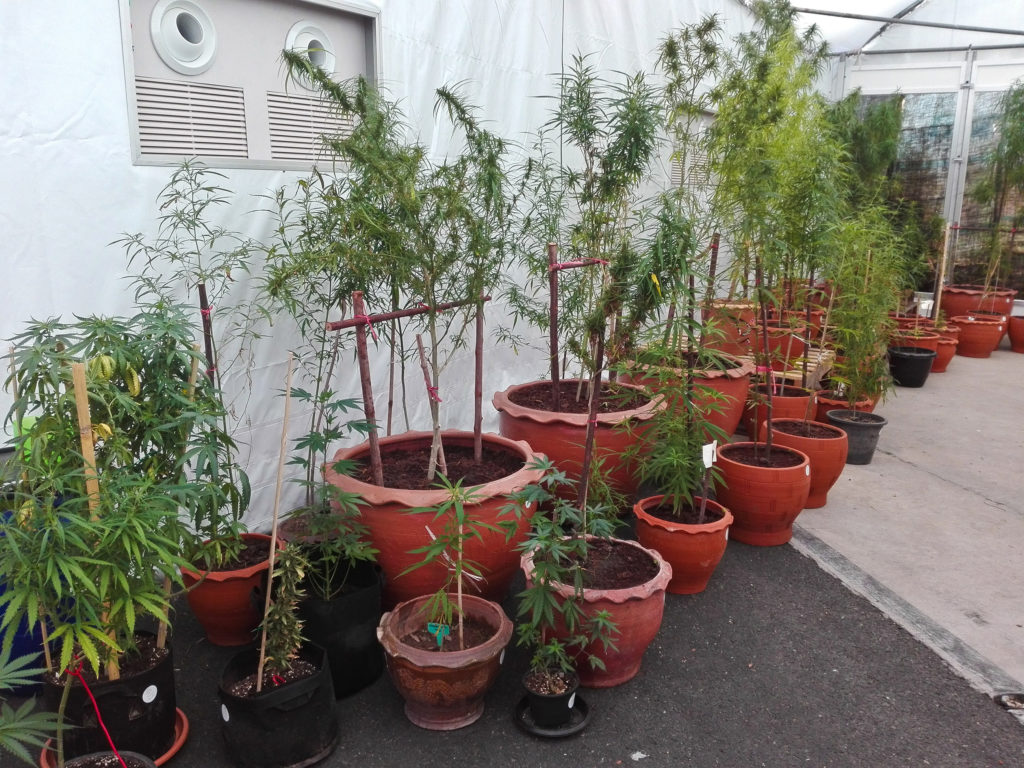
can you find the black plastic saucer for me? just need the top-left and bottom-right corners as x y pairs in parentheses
(513, 694), (591, 738)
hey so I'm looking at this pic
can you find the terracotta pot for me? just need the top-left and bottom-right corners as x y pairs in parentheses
(1008, 316), (1024, 353)
(40, 711), (188, 768)
(826, 410), (887, 465)
(325, 431), (544, 608)
(814, 390), (875, 423)
(701, 299), (756, 356)
(714, 442), (810, 546)
(939, 284), (1017, 320)
(619, 352), (754, 438)
(890, 330), (940, 352)
(492, 380), (663, 498)
(181, 533), (272, 646)
(766, 419), (848, 509)
(633, 495), (732, 594)
(783, 308), (826, 339)
(754, 320), (808, 371)
(935, 324), (961, 342)
(377, 593), (512, 730)
(931, 336), (958, 372)
(520, 537), (671, 688)
(950, 314), (1005, 358)
(742, 384), (815, 440)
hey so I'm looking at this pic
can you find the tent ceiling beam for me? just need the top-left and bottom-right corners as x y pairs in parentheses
(793, 7), (1024, 38)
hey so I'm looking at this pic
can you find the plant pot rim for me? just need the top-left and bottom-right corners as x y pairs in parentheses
(219, 642), (328, 704)
(633, 495), (733, 534)
(40, 709), (189, 768)
(717, 441), (810, 468)
(325, 430), (545, 507)
(815, 389), (874, 406)
(950, 314), (1005, 326)
(521, 669), (580, 695)
(520, 535), (672, 605)
(888, 346), (938, 358)
(945, 284), (1018, 297)
(628, 349), (755, 381)
(751, 383), (813, 398)
(492, 380), (665, 427)
(826, 409), (888, 427)
(180, 532), (274, 581)
(767, 418), (846, 440)
(376, 593), (512, 669)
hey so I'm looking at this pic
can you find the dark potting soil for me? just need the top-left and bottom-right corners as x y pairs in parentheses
(400, 615), (497, 652)
(66, 755), (155, 768)
(225, 658), (318, 698)
(566, 538), (660, 590)
(197, 537), (270, 572)
(509, 382), (649, 414)
(642, 501), (725, 526)
(45, 634), (169, 686)
(835, 411), (885, 424)
(524, 669), (575, 696)
(751, 383), (808, 399)
(723, 444), (804, 468)
(773, 421), (842, 439)
(354, 443), (524, 490)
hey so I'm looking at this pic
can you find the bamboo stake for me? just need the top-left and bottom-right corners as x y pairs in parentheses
(576, 331), (605, 515)
(416, 334), (446, 480)
(256, 353), (294, 694)
(351, 291), (383, 485)
(931, 223), (952, 321)
(473, 295), (484, 462)
(548, 242), (561, 411)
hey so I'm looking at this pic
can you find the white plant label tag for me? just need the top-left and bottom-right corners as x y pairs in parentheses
(221, 704), (230, 723)
(805, 465), (810, 476)
(568, 692), (576, 709)
(702, 441), (717, 468)
(499, 650), (506, 665)
(142, 685), (158, 704)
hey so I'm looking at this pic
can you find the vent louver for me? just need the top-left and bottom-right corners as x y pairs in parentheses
(267, 91), (354, 161)
(136, 77), (248, 157)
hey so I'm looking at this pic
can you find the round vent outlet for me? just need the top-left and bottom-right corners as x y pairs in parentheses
(151, 0), (216, 75)
(285, 21), (336, 81)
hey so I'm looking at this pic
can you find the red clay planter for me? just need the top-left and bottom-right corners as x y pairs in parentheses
(766, 418), (848, 509)
(743, 384), (815, 440)
(714, 442), (810, 546)
(702, 299), (756, 357)
(931, 336), (958, 372)
(939, 284), (1017, 319)
(890, 329), (940, 352)
(814, 390), (875, 422)
(633, 496), (733, 594)
(1009, 316), (1024, 353)
(951, 315), (1005, 358)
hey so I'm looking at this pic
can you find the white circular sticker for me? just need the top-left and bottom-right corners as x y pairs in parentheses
(499, 650), (506, 665)
(805, 465), (810, 476)
(142, 685), (158, 704)
(221, 704), (230, 723)
(568, 692), (576, 709)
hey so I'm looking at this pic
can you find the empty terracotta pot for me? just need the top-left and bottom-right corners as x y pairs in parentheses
(931, 336), (958, 372)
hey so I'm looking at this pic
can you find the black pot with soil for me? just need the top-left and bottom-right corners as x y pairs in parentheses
(514, 670), (591, 737)
(61, 752), (158, 768)
(888, 346), (937, 388)
(218, 642), (338, 768)
(826, 410), (888, 465)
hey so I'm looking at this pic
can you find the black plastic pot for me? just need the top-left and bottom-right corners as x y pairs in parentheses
(523, 672), (579, 728)
(826, 410), (888, 465)
(298, 562), (384, 698)
(43, 631), (177, 760)
(63, 752), (157, 768)
(219, 643), (339, 768)
(888, 346), (937, 388)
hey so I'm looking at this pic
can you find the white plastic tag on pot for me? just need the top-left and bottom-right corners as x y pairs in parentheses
(702, 441), (717, 468)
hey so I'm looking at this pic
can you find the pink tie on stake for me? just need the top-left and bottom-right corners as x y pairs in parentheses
(353, 314), (379, 343)
(65, 660), (128, 768)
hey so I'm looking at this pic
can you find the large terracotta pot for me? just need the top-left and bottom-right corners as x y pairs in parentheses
(492, 380), (663, 498)
(181, 533), (273, 646)
(814, 390), (876, 423)
(701, 299), (756, 356)
(766, 418), (848, 509)
(1008, 316), (1024, 353)
(633, 496), (732, 594)
(521, 537), (671, 688)
(890, 329), (940, 353)
(714, 442), (810, 546)
(755, 320), (808, 371)
(377, 593), (512, 730)
(743, 384), (815, 440)
(620, 352), (754, 438)
(783, 308), (826, 339)
(325, 431), (544, 608)
(939, 284), (1017, 320)
(931, 336), (958, 372)
(951, 314), (1005, 358)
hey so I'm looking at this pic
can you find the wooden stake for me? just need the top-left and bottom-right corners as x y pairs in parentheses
(351, 292), (383, 485)
(473, 295), (484, 462)
(548, 243), (561, 411)
(416, 334), (446, 480)
(257, 353), (294, 693)
(932, 223), (951, 321)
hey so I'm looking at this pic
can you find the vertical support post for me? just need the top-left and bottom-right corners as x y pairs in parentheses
(474, 294), (484, 462)
(932, 223), (951, 321)
(352, 291), (383, 485)
(548, 243), (561, 411)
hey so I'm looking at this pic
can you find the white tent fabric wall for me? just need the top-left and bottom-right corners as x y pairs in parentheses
(0, 0), (755, 531)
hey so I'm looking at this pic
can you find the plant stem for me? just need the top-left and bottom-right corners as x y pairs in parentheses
(416, 334), (446, 481)
(474, 296), (484, 462)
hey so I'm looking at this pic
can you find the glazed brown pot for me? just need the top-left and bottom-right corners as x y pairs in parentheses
(633, 496), (732, 594)
(492, 380), (663, 498)
(743, 384), (815, 440)
(377, 594), (512, 730)
(951, 314), (1005, 358)
(520, 537), (671, 688)
(325, 431), (545, 608)
(814, 390), (876, 423)
(714, 442), (810, 546)
(1009, 316), (1024, 353)
(701, 299), (756, 356)
(939, 284), (1017, 320)
(931, 336), (958, 372)
(181, 533), (273, 646)
(766, 419), (848, 509)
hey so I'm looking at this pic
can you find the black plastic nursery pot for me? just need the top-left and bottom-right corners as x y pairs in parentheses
(219, 643), (339, 768)
(61, 752), (158, 768)
(42, 631), (178, 761)
(888, 346), (937, 388)
(826, 410), (888, 465)
(298, 562), (385, 698)
(523, 672), (579, 728)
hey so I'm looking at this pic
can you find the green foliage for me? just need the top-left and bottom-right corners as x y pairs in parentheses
(261, 546), (308, 676)
(0, 650), (60, 765)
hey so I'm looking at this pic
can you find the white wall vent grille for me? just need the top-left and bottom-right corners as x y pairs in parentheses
(267, 91), (353, 161)
(136, 76), (248, 157)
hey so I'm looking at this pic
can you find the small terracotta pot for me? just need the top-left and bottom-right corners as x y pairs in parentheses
(520, 537), (671, 688)
(743, 384), (815, 440)
(714, 442), (810, 546)
(931, 336), (958, 372)
(890, 330), (940, 352)
(814, 390), (875, 423)
(766, 419), (848, 509)
(951, 314), (1005, 358)
(935, 324), (960, 342)
(181, 533), (273, 646)
(702, 299), (756, 356)
(633, 496), (732, 594)
(755, 320), (808, 371)
(1008, 316), (1024, 353)
(377, 594), (513, 730)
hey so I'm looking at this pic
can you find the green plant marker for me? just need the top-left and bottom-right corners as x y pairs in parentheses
(427, 622), (450, 649)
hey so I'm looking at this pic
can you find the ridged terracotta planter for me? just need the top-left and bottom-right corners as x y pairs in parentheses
(890, 330), (940, 352)
(951, 315), (1005, 358)
(521, 537), (671, 688)
(377, 594), (512, 730)
(939, 284), (1017, 320)
(620, 353), (754, 438)
(1009, 316), (1024, 353)
(702, 300), (756, 356)
(325, 431), (545, 608)
(181, 533), (273, 646)
(743, 384), (815, 440)
(755, 321), (807, 371)
(766, 419), (848, 509)
(633, 496), (732, 594)
(715, 442), (810, 546)
(492, 380), (663, 498)
(814, 390), (876, 423)
(931, 336), (958, 372)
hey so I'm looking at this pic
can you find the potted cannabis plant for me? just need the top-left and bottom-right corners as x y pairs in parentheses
(0, 649), (59, 766)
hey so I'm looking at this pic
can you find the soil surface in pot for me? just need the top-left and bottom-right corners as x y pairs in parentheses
(723, 445), (804, 469)
(66, 756), (155, 768)
(195, 537), (271, 572)
(400, 615), (498, 651)
(642, 501), (725, 526)
(564, 538), (660, 589)
(835, 412), (884, 424)
(773, 421), (842, 439)
(354, 444), (524, 489)
(45, 635), (168, 686)
(224, 658), (318, 697)
(508, 382), (649, 414)
(524, 670), (575, 695)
